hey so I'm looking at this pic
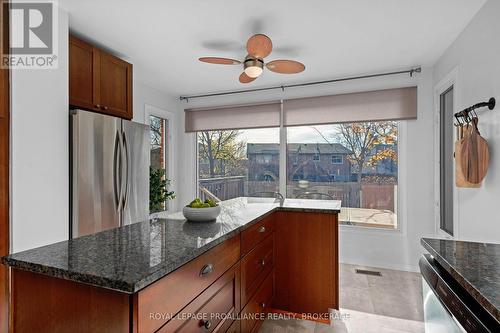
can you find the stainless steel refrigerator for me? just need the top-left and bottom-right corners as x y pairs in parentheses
(70, 110), (149, 238)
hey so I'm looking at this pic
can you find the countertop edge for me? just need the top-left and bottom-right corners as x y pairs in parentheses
(1, 205), (340, 293)
(420, 238), (499, 322)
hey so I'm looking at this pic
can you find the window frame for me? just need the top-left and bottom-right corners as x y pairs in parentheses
(145, 104), (177, 213)
(434, 68), (460, 239)
(194, 113), (406, 234)
(331, 155), (343, 165)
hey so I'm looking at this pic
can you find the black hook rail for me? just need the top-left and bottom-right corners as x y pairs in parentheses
(454, 97), (496, 123)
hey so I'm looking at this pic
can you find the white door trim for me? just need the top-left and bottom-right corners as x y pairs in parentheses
(433, 67), (460, 239)
(145, 104), (177, 212)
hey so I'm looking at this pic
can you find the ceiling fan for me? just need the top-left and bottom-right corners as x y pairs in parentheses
(199, 34), (305, 84)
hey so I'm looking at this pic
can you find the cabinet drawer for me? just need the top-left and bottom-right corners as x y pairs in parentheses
(136, 236), (240, 333)
(240, 271), (273, 333)
(225, 320), (240, 333)
(241, 214), (274, 255)
(157, 264), (240, 333)
(241, 234), (273, 307)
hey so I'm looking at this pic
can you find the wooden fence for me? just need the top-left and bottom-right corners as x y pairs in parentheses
(199, 177), (396, 211)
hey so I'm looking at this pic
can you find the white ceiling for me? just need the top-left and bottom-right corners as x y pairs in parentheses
(60, 0), (486, 97)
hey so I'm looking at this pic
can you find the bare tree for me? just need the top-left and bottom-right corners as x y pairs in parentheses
(198, 131), (246, 177)
(336, 121), (398, 187)
(150, 117), (163, 149)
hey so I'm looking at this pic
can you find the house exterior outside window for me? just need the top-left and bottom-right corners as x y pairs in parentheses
(331, 155), (343, 164)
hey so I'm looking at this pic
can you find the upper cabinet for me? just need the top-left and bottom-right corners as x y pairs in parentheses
(69, 35), (133, 120)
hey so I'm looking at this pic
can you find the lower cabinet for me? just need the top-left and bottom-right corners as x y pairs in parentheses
(156, 264), (241, 333)
(9, 211), (338, 333)
(240, 271), (274, 333)
(225, 320), (240, 333)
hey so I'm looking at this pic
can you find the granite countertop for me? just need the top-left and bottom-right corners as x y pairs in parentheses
(1, 197), (340, 294)
(421, 238), (500, 322)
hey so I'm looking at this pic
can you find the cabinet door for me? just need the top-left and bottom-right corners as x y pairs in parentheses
(240, 272), (273, 333)
(69, 36), (98, 111)
(226, 320), (240, 333)
(97, 52), (133, 119)
(156, 263), (241, 333)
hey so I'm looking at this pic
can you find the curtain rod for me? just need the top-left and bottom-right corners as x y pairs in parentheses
(179, 67), (421, 102)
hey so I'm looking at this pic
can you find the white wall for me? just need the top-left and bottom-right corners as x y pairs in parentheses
(434, 0), (500, 243)
(176, 68), (437, 272)
(11, 10), (69, 252)
(132, 82), (180, 124)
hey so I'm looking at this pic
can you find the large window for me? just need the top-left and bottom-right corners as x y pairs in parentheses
(195, 122), (399, 229)
(191, 88), (414, 230)
(197, 128), (280, 201)
(287, 122), (399, 229)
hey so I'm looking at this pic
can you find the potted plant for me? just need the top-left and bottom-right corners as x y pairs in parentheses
(149, 167), (175, 214)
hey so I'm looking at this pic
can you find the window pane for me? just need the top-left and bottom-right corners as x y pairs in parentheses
(150, 116), (166, 170)
(440, 87), (454, 235)
(198, 128), (279, 201)
(286, 122), (398, 229)
(150, 115), (168, 212)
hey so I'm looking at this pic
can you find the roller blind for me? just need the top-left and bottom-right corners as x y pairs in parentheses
(185, 102), (281, 132)
(283, 87), (417, 127)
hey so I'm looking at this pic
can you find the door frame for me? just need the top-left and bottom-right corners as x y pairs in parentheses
(0, 0), (10, 331)
(144, 104), (177, 213)
(433, 67), (460, 239)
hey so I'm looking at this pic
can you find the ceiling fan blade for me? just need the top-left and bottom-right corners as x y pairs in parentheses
(246, 34), (273, 58)
(266, 60), (305, 74)
(199, 57), (241, 65)
(239, 72), (256, 84)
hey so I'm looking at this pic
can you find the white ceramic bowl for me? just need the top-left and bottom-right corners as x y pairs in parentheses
(182, 205), (221, 222)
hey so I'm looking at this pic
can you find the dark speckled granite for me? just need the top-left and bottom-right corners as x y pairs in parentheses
(1, 197), (340, 294)
(421, 237), (500, 322)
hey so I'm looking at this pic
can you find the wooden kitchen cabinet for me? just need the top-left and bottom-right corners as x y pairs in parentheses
(156, 263), (241, 333)
(136, 236), (241, 332)
(274, 211), (339, 315)
(69, 35), (133, 119)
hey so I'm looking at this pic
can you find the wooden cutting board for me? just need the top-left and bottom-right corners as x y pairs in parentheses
(460, 118), (489, 184)
(455, 139), (480, 188)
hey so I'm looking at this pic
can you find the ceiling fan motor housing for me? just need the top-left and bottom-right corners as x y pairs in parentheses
(244, 57), (264, 78)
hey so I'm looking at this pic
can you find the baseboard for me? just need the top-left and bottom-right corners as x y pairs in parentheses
(340, 258), (420, 273)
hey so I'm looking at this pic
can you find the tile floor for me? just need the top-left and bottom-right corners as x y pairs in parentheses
(259, 264), (425, 333)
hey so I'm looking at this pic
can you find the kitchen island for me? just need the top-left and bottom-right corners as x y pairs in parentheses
(2, 197), (340, 333)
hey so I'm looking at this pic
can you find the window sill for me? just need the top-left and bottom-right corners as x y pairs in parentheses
(339, 223), (402, 235)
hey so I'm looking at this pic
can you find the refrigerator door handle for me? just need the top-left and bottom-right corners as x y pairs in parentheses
(121, 131), (130, 213)
(113, 131), (122, 211)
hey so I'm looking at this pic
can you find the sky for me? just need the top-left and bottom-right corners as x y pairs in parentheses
(237, 125), (342, 144)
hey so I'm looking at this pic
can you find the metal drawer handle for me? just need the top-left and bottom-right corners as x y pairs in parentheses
(103, 106), (109, 110)
(258, 226), (266, 233)
(95, 104), (100, 108)
(200, 264), (214, 277)
(260, 259), (266, 266)
(260, 302), (266, 308)
(201, 320), (212, 330)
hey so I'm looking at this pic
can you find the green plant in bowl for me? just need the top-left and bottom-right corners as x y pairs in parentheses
(183, 198), (221, 222)
(187, 198), (218, 208)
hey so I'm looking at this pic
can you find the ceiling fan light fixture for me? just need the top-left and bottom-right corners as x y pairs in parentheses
(244, 58), (264, 78)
